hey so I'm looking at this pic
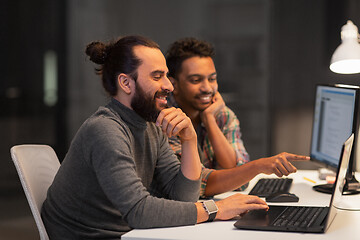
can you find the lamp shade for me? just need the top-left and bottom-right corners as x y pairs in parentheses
(330, 20), (360, 74)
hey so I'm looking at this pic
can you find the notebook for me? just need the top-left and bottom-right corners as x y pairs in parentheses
(234, 133), (354, 233)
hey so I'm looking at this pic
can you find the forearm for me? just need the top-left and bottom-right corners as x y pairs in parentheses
(202, 115), (236, 168)
(204, 160), (261, 196)
(157, 107), (201, 181)
(180, 138), (202, 181)
(127, 196), (198, 228)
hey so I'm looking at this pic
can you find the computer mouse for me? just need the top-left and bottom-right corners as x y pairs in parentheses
(265, 192), (299, 203)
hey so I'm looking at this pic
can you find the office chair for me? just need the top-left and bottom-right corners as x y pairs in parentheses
(10, 144), (61, 240)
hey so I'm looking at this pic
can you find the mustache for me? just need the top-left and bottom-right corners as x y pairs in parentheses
(155, 89), (171, 98)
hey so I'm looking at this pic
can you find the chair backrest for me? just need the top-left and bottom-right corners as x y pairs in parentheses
(10, 144), (61, 240)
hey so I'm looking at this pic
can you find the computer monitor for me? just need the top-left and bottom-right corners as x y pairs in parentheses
(310, 84), (360, 194)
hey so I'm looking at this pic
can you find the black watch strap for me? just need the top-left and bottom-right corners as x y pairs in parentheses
(202, 200), (218, 222)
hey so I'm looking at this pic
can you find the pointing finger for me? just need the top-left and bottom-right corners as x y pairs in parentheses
(284, 153), (310, 161)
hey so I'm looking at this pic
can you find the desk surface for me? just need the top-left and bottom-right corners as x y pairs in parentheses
(123, 170), (360, 240)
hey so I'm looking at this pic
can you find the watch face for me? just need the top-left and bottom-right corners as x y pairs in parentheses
(204, 200), (218, 214)
(203, 200), (218, 222)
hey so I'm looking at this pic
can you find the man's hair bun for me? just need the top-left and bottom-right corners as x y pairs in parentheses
(85, 41), (107, 64)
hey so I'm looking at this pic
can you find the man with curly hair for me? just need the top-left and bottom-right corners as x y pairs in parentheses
(166, 38), (309, 198)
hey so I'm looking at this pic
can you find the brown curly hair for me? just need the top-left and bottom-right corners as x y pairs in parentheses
(165, 37), (215, 79)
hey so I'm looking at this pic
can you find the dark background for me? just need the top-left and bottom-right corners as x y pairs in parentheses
(0, 0), (359, 238)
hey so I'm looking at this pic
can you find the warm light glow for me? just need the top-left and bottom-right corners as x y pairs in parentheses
(334, 83), (360, 89)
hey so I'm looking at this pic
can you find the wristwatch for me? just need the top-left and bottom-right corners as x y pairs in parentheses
(202, 200), (218, 222)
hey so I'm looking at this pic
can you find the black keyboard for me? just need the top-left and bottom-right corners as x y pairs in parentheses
(249, 178), (293, 197)
(272, 206), (328, 228)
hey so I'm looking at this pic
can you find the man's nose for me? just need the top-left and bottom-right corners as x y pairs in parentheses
(162, 77), (174, 92)
(200, 79), (212, 92)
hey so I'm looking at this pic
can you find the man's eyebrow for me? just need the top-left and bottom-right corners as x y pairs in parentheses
(150, 70), (165, 76)
(187, 72), (217, 79)
(151, 70), (166, 76)
(187, 74), (203, 79)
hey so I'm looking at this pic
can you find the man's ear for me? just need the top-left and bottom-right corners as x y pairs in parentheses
(169, 77), (178, 95)
(117, 73), (132, 94)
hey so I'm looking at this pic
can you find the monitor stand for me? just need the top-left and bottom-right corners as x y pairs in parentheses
(312, 183), (333, 194)
(313, 174), (360, 210)
(313, 173), (360, 195)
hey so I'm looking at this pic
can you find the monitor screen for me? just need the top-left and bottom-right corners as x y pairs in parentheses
(310, 84), (358, 169)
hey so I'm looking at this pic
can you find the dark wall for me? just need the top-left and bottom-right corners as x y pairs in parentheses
(271, 0), (359, 110)
(0, 0), (66, 192)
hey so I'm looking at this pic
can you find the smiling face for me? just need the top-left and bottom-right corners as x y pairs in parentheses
(172, 56), (218, 112)
(130, 45), (174, 122)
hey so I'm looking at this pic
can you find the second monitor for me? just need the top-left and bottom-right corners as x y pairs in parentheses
(310, 84), (360, 194)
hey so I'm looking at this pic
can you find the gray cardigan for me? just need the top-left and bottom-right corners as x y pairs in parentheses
(42, 98), (200, 239)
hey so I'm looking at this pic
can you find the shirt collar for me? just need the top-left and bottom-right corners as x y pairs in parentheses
(108, 98), (147, 129)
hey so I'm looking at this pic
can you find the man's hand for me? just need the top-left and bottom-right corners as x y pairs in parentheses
(200, 92), (225, 123)
(196, 193), (268, 223)
(254, 152), (310, 177)
(157, 107), (201, 181)
(216, 193), (268, 220)
(156, 107), (196, 142)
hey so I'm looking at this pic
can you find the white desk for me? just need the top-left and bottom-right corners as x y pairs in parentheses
(123, 170), (360, 240)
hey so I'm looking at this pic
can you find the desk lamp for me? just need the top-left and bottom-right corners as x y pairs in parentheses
(330, 20), (360, 74)
(328, 21), (360, 210)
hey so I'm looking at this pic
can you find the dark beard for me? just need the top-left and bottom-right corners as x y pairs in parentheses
(131, 83), (169, 122)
